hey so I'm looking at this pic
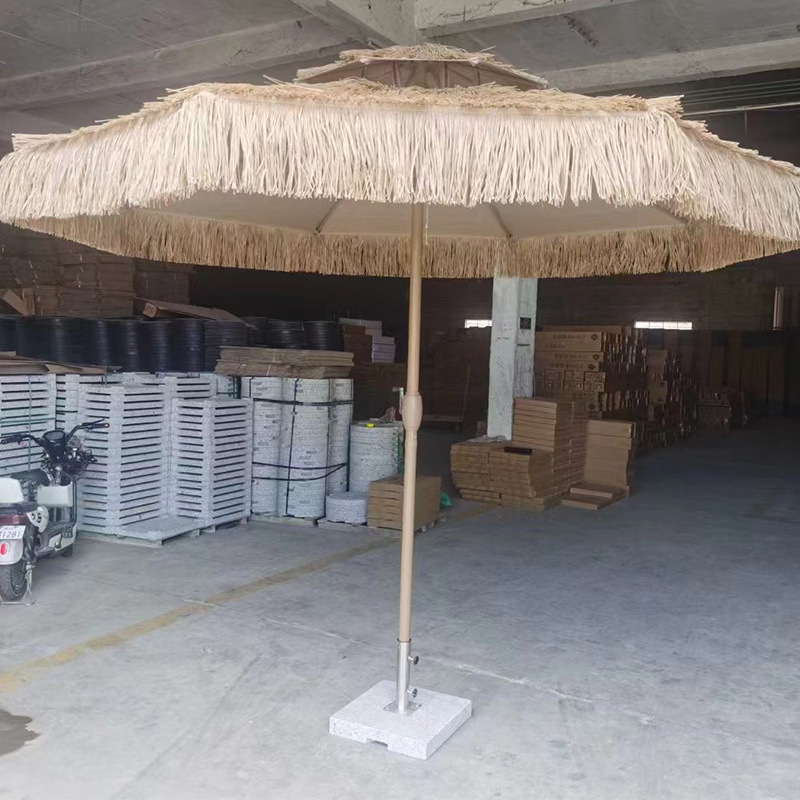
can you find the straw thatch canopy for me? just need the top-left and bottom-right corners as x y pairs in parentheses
(0, 45), (798, 279)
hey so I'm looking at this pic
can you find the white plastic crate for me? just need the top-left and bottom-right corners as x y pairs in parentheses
(169, 397), (252, 526)
(119, 371), (218, 399)
(77, 385), (168, 530)
(54, 373), (120, 431)
(0, 375), (56, 478)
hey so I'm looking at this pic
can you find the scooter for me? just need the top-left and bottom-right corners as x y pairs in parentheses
(0, 420), (107, 602)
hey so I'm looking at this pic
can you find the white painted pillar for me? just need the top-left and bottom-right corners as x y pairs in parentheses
(487, 277), (539, 439)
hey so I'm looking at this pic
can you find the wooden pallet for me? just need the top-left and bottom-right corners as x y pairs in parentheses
(559, 483), (631, 511)
(78, 515), (249, 547)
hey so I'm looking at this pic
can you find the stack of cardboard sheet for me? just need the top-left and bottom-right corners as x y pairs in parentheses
(534, 327), (647, 420)
(33, 286), (133, 317)
(133, 262), (193, 304)
(367, 474), (441, 530)
(216, 347), (353, 377)
(696, 387), (734, 432)
(450, 436), (505, 502)
(582, 419), (634, 490)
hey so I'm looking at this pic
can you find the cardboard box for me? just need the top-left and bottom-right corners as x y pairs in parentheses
(368, 475), (441, 530)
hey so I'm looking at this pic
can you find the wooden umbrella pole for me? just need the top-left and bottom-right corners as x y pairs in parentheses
(395, 203), (425, 714)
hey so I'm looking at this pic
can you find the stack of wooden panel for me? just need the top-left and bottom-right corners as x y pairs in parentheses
(582, 419), (634, 491)
(367, 474), (441, 530)
(644, 348), (696, 449)
(450, 437), (504, 502)
(534, 327), (647, 420)
(216, 347), (353, 377)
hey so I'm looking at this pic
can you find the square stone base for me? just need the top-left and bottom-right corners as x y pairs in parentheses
(330, 680), (472, 759)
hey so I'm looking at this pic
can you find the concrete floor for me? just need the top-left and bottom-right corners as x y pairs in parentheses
(1, 422), (800, 799)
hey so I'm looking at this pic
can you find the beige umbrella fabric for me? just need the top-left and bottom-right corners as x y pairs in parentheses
(2, 44), (800, 714)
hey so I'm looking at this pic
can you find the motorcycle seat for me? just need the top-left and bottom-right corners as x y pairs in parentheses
(0, 501), (38, 514)
(9, 469), (50, 487)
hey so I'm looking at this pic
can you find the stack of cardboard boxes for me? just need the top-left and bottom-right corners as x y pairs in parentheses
(367, 474), (441, 530)
(450, 436), (504, 503)
(534, 327), (647, 420)
(450, 398), (590, 511)
(340, 318), (396, 364)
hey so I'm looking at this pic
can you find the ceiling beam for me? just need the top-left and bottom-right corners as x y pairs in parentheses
(417, 0), (644, 38)
(0, 18), (349, 111)
(294, 0), (418, 46)
(0, 110), (72, 137)
(542, 38), (800, 94)
(0, 110), (72, 155)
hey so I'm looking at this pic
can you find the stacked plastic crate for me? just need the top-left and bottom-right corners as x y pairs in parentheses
(77, 385), (169, 533)
(54, 374), (121, 432)
(169, 398), (253, 527)
(242, 377), (284, 516)
(0, 375), (56, 477)
(119, 372), (217, 400)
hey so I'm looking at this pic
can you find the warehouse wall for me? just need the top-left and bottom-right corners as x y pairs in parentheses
(537, 260), (780, 330)
(192, 267), (492, 344)
(194, 258), (788, 335)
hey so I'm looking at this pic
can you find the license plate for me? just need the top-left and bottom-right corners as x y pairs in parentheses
(0, 525), (25, 539)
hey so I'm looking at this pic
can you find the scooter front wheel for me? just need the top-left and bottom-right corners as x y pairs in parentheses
(0, 561), (28, 602)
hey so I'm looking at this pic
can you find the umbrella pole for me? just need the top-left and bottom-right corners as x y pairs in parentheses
(395, 203), (425, 715)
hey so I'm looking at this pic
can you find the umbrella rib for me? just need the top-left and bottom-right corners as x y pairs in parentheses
(314, 200), (340, 233)
(488, 203), (513, 238)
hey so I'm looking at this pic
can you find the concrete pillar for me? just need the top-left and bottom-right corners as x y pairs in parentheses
(773, 286), (786, 330)
(487, 277), (539, 439)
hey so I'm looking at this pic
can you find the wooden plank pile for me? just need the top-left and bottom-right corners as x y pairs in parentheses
(534, 327), (647, 420)
(216, 347), (353, 378)
(367, 474), (441, 531)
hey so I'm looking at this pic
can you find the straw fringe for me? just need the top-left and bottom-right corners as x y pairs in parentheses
(295, 44), (548, 86)
(18, 210), (797, 280)
(2, 78), (800, 262)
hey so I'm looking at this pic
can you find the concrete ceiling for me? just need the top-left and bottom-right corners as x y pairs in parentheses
(0, 0), (799, 152)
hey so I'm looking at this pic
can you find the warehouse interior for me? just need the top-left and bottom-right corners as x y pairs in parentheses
(2, 1), (800, 798)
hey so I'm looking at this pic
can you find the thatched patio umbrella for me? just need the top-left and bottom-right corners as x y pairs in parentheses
(2, 44), (800, 755)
